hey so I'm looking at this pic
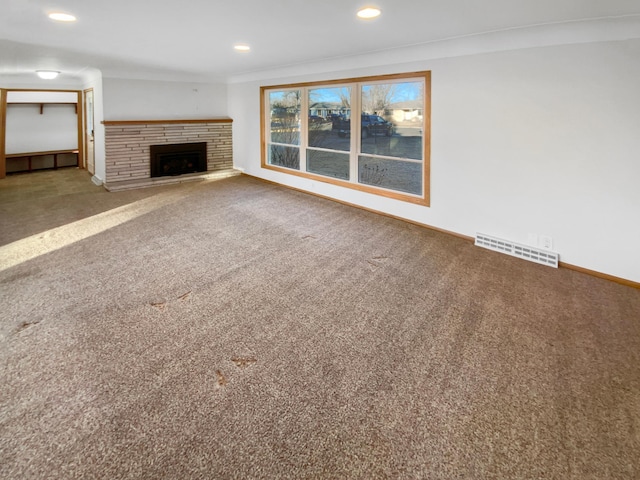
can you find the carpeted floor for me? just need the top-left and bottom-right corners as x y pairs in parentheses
(1, 168), (639, 479)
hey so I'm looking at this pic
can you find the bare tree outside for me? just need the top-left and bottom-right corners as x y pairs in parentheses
(269, 90), (301, 169)
(339, 89), (351, 110)
(362, 84), (397, 115)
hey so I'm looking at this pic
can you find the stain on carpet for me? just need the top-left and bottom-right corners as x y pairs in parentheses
(16, 320), (40, 333)
(177, 291), (191, 301)
(215, 370), (227, 387)
(231, 357), (257, 368)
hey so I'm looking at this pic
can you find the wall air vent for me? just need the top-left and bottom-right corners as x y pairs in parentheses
(475, 233), (559, 268)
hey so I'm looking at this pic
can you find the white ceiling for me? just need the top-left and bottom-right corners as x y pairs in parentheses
(1, 0), (639, 83)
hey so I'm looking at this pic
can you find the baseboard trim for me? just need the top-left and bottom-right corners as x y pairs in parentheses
(91, 175), (103, 186)
(559, 262), (640, 289)
(243, 173), (639, 290)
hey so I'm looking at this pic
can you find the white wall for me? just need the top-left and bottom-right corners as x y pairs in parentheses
(102, 78), (227, 120)
(5, 102), (78, 154)
(228, 38), (640, 283)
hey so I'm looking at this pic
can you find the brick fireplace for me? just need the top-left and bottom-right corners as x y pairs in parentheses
(103, 118), (233, 188)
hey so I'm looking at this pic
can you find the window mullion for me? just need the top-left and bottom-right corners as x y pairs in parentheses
(349, 83), (359, 184)
(300, 88), (308, 173)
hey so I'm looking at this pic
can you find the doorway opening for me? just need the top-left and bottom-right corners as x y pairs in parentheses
(0, 89), (84, 179)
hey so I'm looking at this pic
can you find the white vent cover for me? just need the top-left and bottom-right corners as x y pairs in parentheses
(475, 233), (559, 268)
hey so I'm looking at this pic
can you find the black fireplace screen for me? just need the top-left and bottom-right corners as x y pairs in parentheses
(150, 142), (207, 178)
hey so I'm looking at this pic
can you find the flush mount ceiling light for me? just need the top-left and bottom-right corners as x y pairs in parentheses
(36, 70), (60, 79)
(48, 12), (77, 22)
(234, 44), (251, 52)
(357, 7), (381, 19)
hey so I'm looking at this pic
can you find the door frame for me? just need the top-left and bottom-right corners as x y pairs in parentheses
(83, 88), (95, 175)
(0, 89), (6, 179)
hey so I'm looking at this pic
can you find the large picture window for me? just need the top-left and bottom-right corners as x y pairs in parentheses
(261, 72), (430, 206)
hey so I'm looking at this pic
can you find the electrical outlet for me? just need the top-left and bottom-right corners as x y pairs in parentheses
(540, 235), (553, 250)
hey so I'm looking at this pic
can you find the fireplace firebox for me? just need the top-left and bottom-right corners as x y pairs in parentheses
(150, 142), (207, 178)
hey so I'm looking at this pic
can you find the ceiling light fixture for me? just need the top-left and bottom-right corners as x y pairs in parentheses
(357, 7), (381, 19)
(234, 44), (251, 52)
(36, 70), (60, 80)
(48, 12), (77, 22)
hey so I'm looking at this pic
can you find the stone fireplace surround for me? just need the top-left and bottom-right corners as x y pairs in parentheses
(103, 118), (233, 190)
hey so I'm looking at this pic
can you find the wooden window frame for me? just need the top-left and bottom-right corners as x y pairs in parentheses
(260, 71), (431, 206)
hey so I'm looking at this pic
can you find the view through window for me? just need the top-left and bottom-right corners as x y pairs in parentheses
(262, 72), (430, 205)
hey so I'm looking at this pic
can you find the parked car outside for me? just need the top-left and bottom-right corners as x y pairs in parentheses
(337, 114), (394, 138)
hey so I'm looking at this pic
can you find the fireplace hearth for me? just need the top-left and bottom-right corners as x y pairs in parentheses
(150, 142), (207, 178)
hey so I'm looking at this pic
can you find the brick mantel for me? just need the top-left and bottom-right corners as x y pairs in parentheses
(103, 118), (233, 184)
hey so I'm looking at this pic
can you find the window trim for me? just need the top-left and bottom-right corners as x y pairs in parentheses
(260, 71), (431, 206)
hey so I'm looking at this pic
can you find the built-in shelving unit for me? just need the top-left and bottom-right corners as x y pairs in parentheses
(1, 90), (82, 177)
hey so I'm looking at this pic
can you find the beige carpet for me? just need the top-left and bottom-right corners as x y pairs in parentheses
(1, 169), (639, 479)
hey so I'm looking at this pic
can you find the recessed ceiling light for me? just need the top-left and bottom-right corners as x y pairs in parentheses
(357, 7), (381, 19)
(36, 70), (60, 79)
(48, 12), (77, 22)
(234, 44), (251, 52)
